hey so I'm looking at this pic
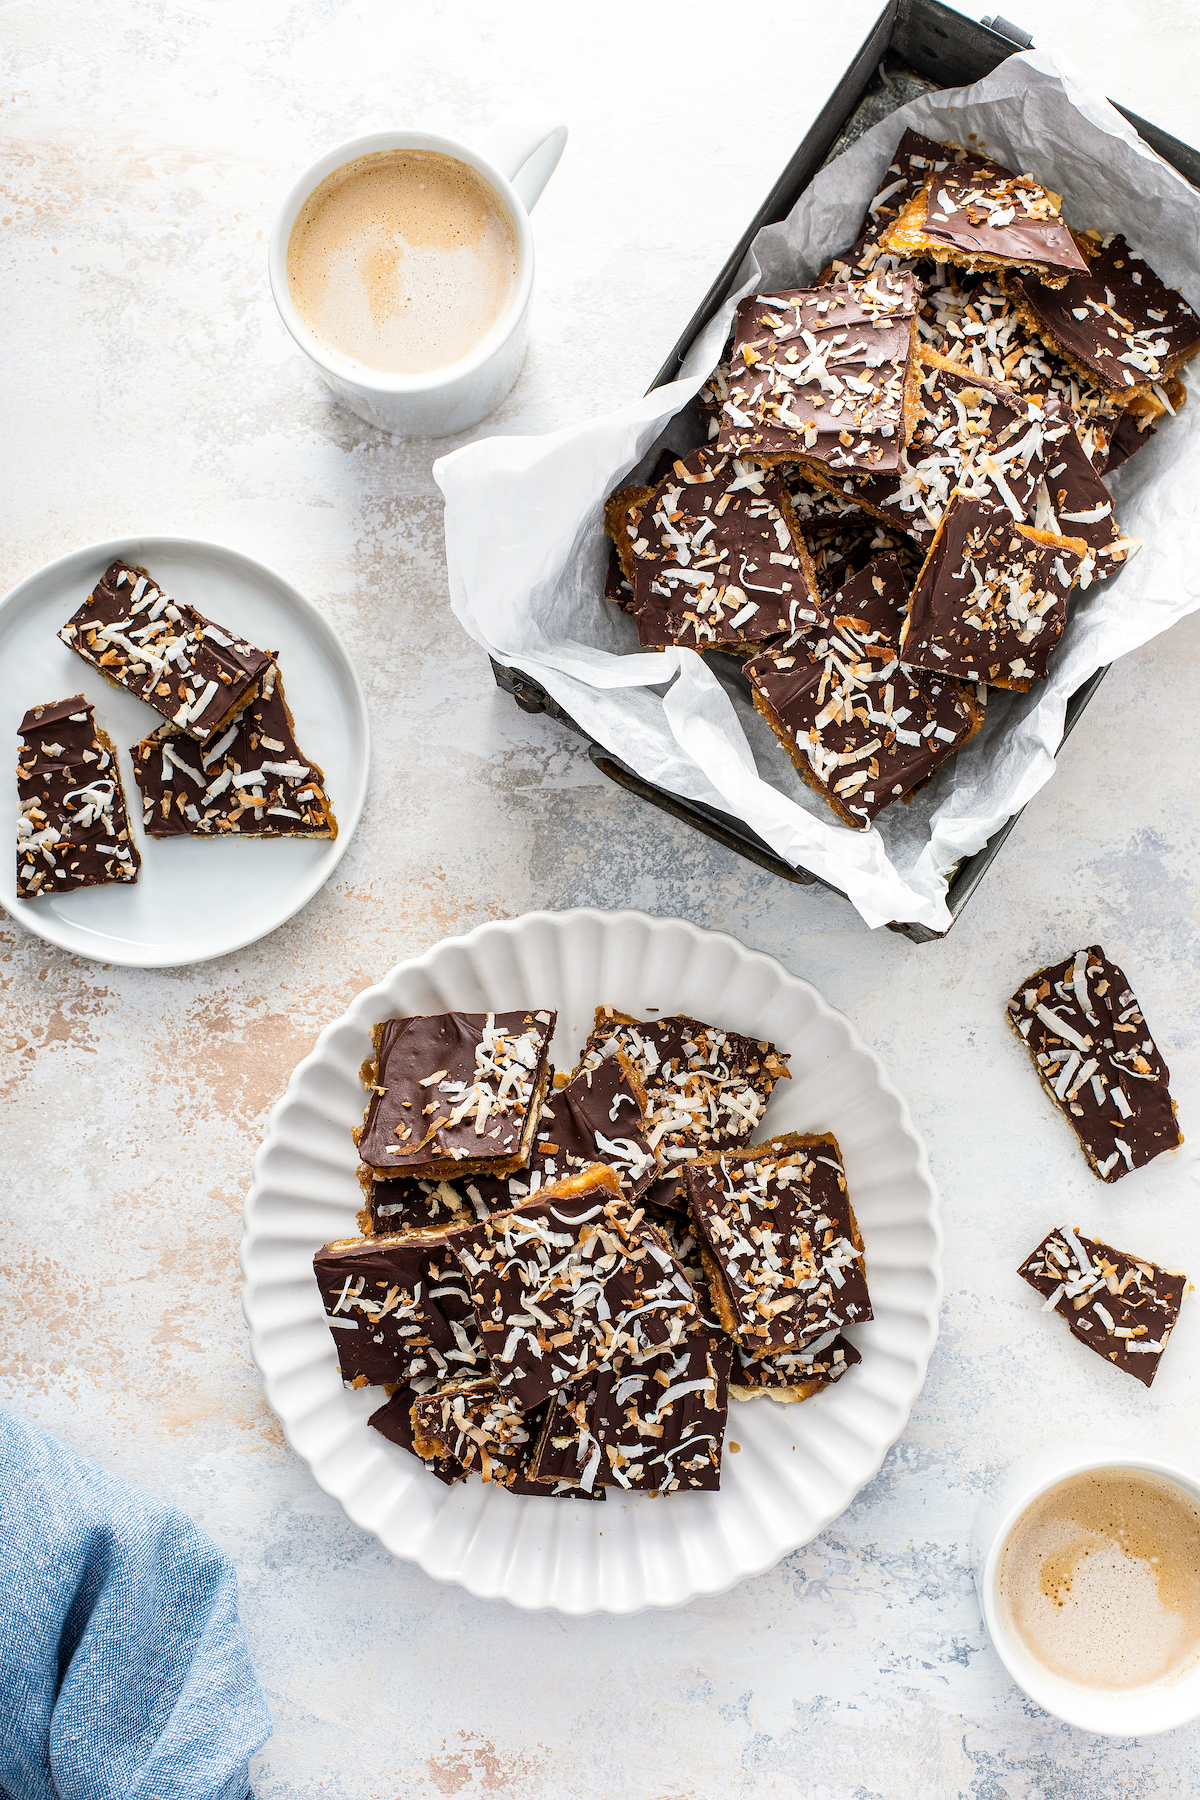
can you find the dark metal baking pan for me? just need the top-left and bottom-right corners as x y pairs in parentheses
(491, 0), (1198, 941)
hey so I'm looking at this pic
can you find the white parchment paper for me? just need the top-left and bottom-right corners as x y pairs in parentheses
(436, 50), (1200, 932)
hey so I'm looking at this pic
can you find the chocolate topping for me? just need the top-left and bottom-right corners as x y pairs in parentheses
(729, 1333), (861, 1400)
(1019, 1227), (1186, 1388)
(409, 1378), (533, 1486)
(368, 1377), (470, 1485)
(882, 155), (1088, 283)
(1037, 399), (1134, 578)
(1008, 232), (1200, 399)
(131, 661), (337, 839)
(356, 1008), (555, 1180)
(788, 481), (923, 600)
(312, 1225), (483, 1388)
(827, 129), (995, 281)
(16, 696), (141, 898)
(607, 445), (825, 651)
(455, 1166), (697, 1412)
(717, 272), (921, 475)
(1007, 945), (1182, 1182)
(745, 556), (983, 828)
(901, 491), (1091, 689)
(57, 560), (273, 745)
(684, 1133), (872, 1359)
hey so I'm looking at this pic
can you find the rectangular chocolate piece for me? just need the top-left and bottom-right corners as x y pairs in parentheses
(825, 129), (983, 282)
(574, 1009), (791, 1212)
(455, 1165), (697, 1412)
(1006, 945), (1182, 1181)
(1037, 399), (1135, 581)
(605, 445), (825, 652)
(728, 1334), (861, 1404)
(409, 1378), (535, 1488)
(58, 560), (273, 746)
(920, 271), (1122, 467)
(16, 696), (141, 898)
(312, 1225), (483, 1388)
(716, 272), (922, 476)
(527, 1332), (733, 1494)
(131, 661), (337, 839)
(684, 1132), (872, 1360)
(356, 1008), (555, 1181)
(1006, 232), (1200, 402)
(1018, 1227), (1185, 1388)
(900, 491), (1091, 689)
(745, 556), (983, 829)
(880, 152), (1088, 285)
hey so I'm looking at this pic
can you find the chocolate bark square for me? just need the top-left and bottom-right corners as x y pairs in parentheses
(58, 560), (273, 746)
(716, 272), (922, 476)
(684, 1132), (872, 1360)
(605, 445), (825, 652)
(312, 1224), (484, 1388)
(745, 556), (983, 829)
(1018, 1227), (1186, 1388)
(825, 129), (984, 282)
(573, 1009), (791, 1213)
(900, 491), (1091, 689)
(879, 153), (1088, 286)
(131, 661), (337, 839)
(455, 1165), (697, 1412)
(1006, 232), (1200, 404)
(16, 696), (141, 897)
(355, 1008), (555, 1182)
(408, 1378), (535, 1488)
(728, 1334), (861, 1404)
(1006, 945), (1183, 1181)
(526, 1331), (733, 1494)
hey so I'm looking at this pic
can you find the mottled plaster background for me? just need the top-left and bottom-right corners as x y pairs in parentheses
(3, 2), (1200, 1796)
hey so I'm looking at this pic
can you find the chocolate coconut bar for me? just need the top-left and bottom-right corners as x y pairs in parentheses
(825, 129), (983, 282)
(58, 560), (273, 746)
(1006, 945), (1183, 1181)
(1037, 400), (1136, 580)
(789, 482), (924, 601)
(312, 1224), (483, 1388)
(527, 1331), (733, 1494)
(745, 556), (984, 829)
(716, 272), (922, 476)
(369, 1377), (469, 1486)
(16, 696), (141, 898)
(1018, 1227), (1186, 1388)
(900, 490), (1091, 689)
(605, 546), (636, 615)
(408, 1378), (534, 1488)
(455, 1165), (697, 1412)
(729, 1334), (861, 1404)
(1006, 232), (1200, 404)
(131, 662), (337, 839)
(684, 1132), (872, 1360)
(574, 1009), (791, 1212)
(355, 1008), (555, 1182)
(604, 445), (825, 652)
(879, 153), (1088, 286)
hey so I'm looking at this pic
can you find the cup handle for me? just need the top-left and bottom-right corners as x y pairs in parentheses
(476, 107), (567, 214)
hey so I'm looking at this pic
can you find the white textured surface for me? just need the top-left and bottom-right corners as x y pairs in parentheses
(2, 0), (1200, 1793)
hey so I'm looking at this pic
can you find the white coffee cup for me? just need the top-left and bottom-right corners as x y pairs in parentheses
(268, 107), (567, 438)
(972, 1442), (1200, 1735)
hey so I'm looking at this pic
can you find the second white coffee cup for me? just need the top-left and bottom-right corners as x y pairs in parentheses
(268, 107), (567, 438)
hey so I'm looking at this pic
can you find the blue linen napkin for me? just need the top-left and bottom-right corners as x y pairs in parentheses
(0, 1409), (271, 1800)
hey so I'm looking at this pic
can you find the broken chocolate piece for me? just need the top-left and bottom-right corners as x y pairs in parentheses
(745, 555), (983, 828)
(1037, 399), (1136, 580)
(1006, 945), (1183, 1181)
(455, 1165), (697, 1411)
(880, 151), (1087, 286)
(716, 272), (922, 476)
(789, 481), (923, 600)
(1006, 232), (1200, 403)
(131, 660), (337, 839)
(312, 1224), (483, 1388)
(729, 1334), (861, 1403)
(355, 1008), (555, 1182)
(409, 1378), (534, 1487)
(900, 490), (1091, 689)
(16, 696), (141, 898)
(368, 1375), (469, 1485)
(1019, 1227), (1185, 1388)
(605, 445), (825, 652)
(825, 129), (972, 281)
(574, 1009), (790, 1212)
(684, 1132), (872, 1360)
(57, 560), (273, 745)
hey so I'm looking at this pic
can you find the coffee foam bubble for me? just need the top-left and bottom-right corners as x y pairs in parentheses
(998, 1470), (1200, 1691)
(287, 149), (518, 375)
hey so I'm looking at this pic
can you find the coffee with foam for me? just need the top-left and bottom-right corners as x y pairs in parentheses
(998, 1469), (1200, 1691)
(286, 149), (519, 376)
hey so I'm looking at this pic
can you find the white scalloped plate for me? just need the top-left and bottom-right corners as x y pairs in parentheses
(241, 909), (941, 1613)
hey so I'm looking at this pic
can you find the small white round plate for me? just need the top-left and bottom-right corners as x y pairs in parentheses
(0, 537), (369, 967)
(241, 909), (942, 1614)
